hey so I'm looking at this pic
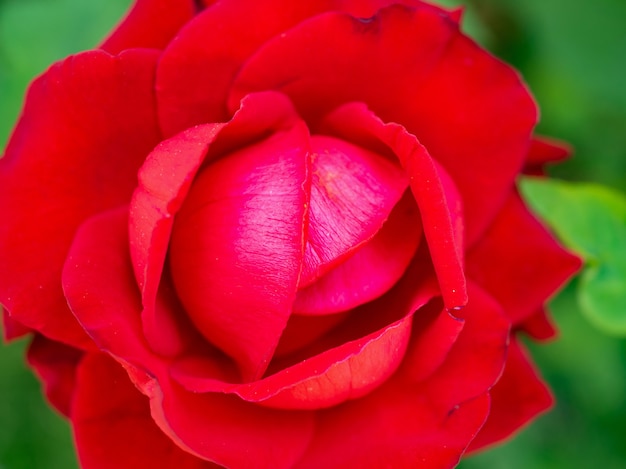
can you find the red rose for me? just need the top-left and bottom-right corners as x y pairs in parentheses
(0, 1), (580, 467)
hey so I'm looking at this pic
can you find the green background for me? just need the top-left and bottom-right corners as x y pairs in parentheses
(0, 0), (625, 467)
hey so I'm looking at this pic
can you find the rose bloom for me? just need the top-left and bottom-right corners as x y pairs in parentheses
(0, 1), (580, 468)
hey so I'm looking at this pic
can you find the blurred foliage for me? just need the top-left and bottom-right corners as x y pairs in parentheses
(0, 0), (625, 468)
(521, 178), (626, 335)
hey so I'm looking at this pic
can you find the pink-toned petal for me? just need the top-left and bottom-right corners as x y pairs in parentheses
(320, 103), (467, 309)
(72, 353), (219, 469)
(0, 49), (161, 350)
(26, 334), (83, 417)
(229, 4), (536, 244)
(64, 208), (315, 468)
(295, 190), (421, 314)
(516, 307), (558, 341)
(130, 91), (306, 358)
(169, 120), (310, 380)
(466, 191), (581, 326)
(100, 0), (200, 54)
(300, 135), (408, 286)
(155, 0), (452, 136)
(172, 315), (412, 410)
(467, 338), (553, 452)
(524, 135), (572, 175)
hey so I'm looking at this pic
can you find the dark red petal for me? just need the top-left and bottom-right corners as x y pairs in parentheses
(129, 91), (306, 360)
(294, 190), (421, 314)
(402, 281), (510, 403)
(401, 300), (464, 383)
(155, 0), (453, 136)
(26, 334), (83, 417)
(169, 120), (310, 381)
(2, 310), (30, 341)
(272, 313), (349, 357)
(295, 281), (508, 467)
(466, 191), (581, 326)
(320, 103), (467, 309)
(467, 338), (553, 452)
(63, 208), (153, 365)
(100, 0), (199, 54)
(72, 353), (219, 469)
(516, 308), (558, 341)
(0, 49), (161, 350)
(229, 4), (536, 244)
(300, 135), (408, 286)
(524, 135), (572, 175)
(296, 385), (489, 468)
(64, 208), (315, 468)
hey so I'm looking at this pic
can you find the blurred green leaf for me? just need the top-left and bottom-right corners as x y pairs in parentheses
(520, 177), (626, 335)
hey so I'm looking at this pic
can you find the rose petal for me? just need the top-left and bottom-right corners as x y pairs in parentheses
(172, 314), (412, 410)
(466, 191), (581, 326)
(401, 300), (464, 383)
(273, 313), (350, 357)
(100, 0), (199, 54)
(516, 308), (558, 341)
(2, 310), (30, 341)
(130, 91), (306, 359)
(320, 103), (467, 309)
(300, 135), (408, 286)
(0, 49), (161, 350)
(155, 0), (455, 136)
(169, 119), (310, 381)
(72, 353), (219, 469)
(229, 4), (536, 244)
(467, 338), (553, 452)
(64, 208), (315, 469)
(26, 334), (83, 417)
(294, 190), (421, 314)
(292, 280), (508, 466)
(524, 135), (572, 175)
(295, 383), (490, 468)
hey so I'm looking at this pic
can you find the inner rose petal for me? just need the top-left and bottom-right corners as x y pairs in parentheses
(294, 190), (422, 315)
(300, 135), (408, 286)
(169, 124), (310, 381)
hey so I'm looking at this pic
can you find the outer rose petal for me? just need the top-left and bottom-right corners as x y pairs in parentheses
(467, 339), (553, 452)
(26, 335), (83, 417)
(294, 282), (509, 467)
(517, 308), (558, 341)
(524, 135), (572, 175)
(72, 353), (219, 469)
(0, 49), (161, 350)
(229, 4), (537, 244)
(155, 0), (457, 136)
(466, 191), (581, 326)
(100, 0), (200, 54)
(63, 208), (315, 468)
(2, 310), (30, 341)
